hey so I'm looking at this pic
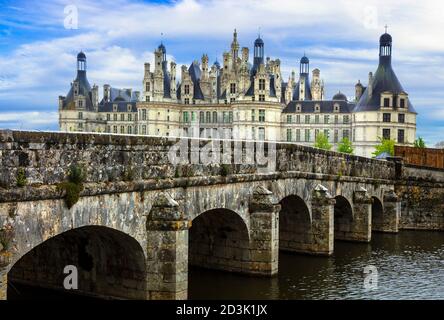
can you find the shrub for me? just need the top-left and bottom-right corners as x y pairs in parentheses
(16, 168), (27, 187)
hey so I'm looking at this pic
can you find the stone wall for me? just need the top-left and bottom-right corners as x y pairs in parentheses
(0, 130), (395, 191)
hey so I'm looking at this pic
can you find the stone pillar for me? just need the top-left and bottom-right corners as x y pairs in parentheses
(350, 187), (372, 242)
(377, 189), (400, 233)
(0, 252), (11, 300)
(248, 186), (280, 276)
(146, 192), (191, 300)
(310, 184), (335, 256)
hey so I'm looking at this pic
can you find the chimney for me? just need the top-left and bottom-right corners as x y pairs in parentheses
(368, 72), (373, 98)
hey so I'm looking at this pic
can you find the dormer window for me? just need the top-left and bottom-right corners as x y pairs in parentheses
(113, 104), (118, 112)
(399, 98), (406, 108)
(146, 82), (150, 91)
(315, 103), (320, 112)
(384, 98), (390, 107)
(230, 83), (236, 94)
(259, 79), (266, 91)
(333, 103), (340, 112)
(127, 104), (132, 112)
(184, 85), (190, 95)
(296, 104), (301, 112)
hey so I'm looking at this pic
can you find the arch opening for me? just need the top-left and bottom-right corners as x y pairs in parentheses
(188, 209), (250, 274)
(334, 196), (354, 241)
(7, 226), (146, 300)
(279, 195), (312, 253)
(372, 196), (384, 232)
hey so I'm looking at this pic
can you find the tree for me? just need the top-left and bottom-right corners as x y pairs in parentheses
(337, 137), (354, 154)
(372, 137), (395, 157)
(314, 132), (332, 151)
(435, 141), (444, 149)
(414, 137), (426, 148)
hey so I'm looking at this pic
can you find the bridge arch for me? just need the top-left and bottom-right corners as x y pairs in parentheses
(279, 195), (313, 253)
(189, 208), (251, 274)
(7, 226), (146, 300)
(371, 196), (384, 232)
(334, 195), (354, 241)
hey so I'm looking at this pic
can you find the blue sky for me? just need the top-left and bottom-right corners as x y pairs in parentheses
(0, 0), (444, 145)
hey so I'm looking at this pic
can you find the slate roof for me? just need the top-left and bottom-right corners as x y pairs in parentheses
(61, 70), (95, 111)
(292, 73), (312, 101)
(98, 101), (137, 113)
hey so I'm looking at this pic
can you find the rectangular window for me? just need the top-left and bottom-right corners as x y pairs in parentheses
(113, 114), (117, 121)
(398, 129), (405, 143)
(398, 113), (405, 123)
(334, 115), (338, 124)
(305, 129), (310, 142)
(142, 125), (147, 135)
(305, 115), (310, 124)
(286, 129), (292, 142)
(223, 111), (228, 123)
(184, 85), (190, 95)
(296, 115), (301, 124)
(258, 127), (265, 140)
(120, 126), (125, 134)
(106, 114), (110, 121)
(229, 111), (233, 123)
(183, 111), (189, 123)
(334, 130), (339, 143)
(213, 112), (218, 123)
(251, 127), (256, 140)
(259, 79), (265, 90)
(120, 114), (124, 121)
(383, 113), (391, 122)
(230, 83), (236, 94)
(315, 115), (319, 124)
(383, 128), (391, 140)
(287, 115), (292, 123)
(400, 98), (405, 108)
(251, 110), (255, 122)
(184, 98), (190, 105)
(324, 115), (329, 124)
(200, 111), (205, 123)
(259, 94), (265, 102)
(145, 82), (150, 91)
(191, 112), (196, 122)
(128, 114), (132, 121)
(128, 126), (132, 134)
(296, 129), (301, 142)
(343, 115), (350, 124)
(230, 97), (235, 103)
(206, 111), (211, 123)
(259, 109), (265, 122)
(384, 98), (390, 107)
(324, 129), (329, 140)
(146, 96), (150, 102)
(113, 126), (117, 134)
(142, 109), (147, 121)
(343, 129), (350, 140)
(78, 112), (83, 120)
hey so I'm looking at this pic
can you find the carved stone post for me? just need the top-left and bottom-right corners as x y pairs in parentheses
(381, 189), (400, 233)
(310, 184), (335, 256)
(351, 187), (372, 242)
(146, 192), (191, 300)
(0, 253), (11, 300)
(248, 186), (280, 276)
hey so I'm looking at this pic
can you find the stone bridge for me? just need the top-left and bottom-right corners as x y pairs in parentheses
(0, 130), (443, 300)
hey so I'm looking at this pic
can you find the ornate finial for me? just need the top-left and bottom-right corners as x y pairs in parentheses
(160, 32), (164, 44)
(258, 26), (261, 38)
(384, 24), (388, 33)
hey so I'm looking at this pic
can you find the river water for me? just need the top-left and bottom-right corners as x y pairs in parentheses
(189, 230), (444, 300)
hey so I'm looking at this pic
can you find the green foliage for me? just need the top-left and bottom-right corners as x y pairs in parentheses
(414, 137), (426, 148)
(314, 133), (332, 151)
(16, 168), (27, 187)
(220, 164), (231, 177)
(337, 137), (354, 154)
(174, 166), (180, 178)
(122, 167), (135, 181)
(372, 137), (395, 157)
(58, 164), (85, 209)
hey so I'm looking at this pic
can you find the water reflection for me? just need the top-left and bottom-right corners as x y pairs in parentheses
(189, 231), (444, 300)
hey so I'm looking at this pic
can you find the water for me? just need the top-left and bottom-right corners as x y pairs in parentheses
(8, 230), (444, 300)
(189, 231), (444, 300)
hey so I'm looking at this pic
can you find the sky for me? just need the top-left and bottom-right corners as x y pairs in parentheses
(0, 0), (443, 146)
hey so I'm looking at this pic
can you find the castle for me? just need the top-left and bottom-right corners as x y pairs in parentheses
(58, 30), (417, 158)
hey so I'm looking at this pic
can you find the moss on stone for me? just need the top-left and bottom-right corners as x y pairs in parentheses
(16, 168), (27, 187)
(57, 164), (85, 209)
